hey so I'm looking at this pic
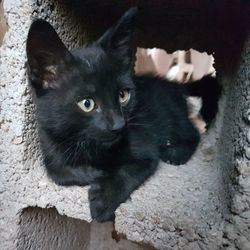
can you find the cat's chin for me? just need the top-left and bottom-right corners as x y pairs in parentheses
(99, 135), (123, 147)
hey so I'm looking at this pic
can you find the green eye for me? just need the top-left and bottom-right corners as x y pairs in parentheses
(77, 98), (95, 112)
(119, 89), (130, 105)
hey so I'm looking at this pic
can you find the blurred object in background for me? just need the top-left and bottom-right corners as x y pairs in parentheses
(187, 96), (206, 134)
(167, 50), (194, 82)
(135, 48), (173, 77)
(135, 47), (215, 83)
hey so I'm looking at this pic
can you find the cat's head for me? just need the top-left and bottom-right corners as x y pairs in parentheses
(26, 7), (137, 146)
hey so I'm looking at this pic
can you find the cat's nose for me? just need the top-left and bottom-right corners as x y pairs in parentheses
(110, 118), (125, 133)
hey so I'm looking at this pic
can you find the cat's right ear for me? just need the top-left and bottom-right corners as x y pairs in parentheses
(96, 7), (138, 67)
(26, 19), (73, 92)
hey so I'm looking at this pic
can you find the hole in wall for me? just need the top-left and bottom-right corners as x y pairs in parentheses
(17, 207), (154, 250)
(17, 207), (91, 250)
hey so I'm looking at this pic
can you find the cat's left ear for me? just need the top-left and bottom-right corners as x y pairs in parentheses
(26, 19), (73, 92)
(97, 7), (138, 66)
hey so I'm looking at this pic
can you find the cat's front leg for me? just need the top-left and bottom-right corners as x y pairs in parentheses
(160, 144), (198, 165)
(160, 122), (200, 165)
(88, 159), (158, 222)
(46, 165), (106, 187)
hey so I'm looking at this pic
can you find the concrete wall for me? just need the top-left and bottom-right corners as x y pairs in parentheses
(0, 1), (91, 249)
(217, 40), (250, 250)
(0, 0), (249, 249)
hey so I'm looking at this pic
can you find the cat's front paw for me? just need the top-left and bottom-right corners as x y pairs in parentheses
(160, 147), (191, 165)
(88, 183), (117, 222)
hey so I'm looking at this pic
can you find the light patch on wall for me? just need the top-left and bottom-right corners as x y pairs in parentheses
(0, 0), (8, 46)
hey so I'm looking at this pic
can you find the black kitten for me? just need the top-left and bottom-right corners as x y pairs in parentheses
(26, 7), (221, 222)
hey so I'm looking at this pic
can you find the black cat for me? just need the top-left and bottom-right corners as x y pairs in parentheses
(26, 7), (221, 222)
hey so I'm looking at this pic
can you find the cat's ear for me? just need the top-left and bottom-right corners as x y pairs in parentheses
(97, 7), (138, 66)
(26, 19), (73, 91)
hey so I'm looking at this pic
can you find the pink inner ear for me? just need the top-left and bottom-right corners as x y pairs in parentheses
(42, 65), (60, 89)
(45, 65), (58, 76)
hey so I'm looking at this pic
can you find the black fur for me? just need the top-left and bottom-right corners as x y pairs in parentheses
(26, 7), (221, 222)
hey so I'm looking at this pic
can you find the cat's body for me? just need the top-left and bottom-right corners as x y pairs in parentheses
(26, 7), (221, 221)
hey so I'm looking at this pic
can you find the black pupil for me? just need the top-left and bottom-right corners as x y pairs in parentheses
(120, 91), (125, 99)
(84, 99), (91, 108)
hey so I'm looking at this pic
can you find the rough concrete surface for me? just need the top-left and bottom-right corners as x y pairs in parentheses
(115, 122), (226, 250)
(0, 1), (91, 249)
(0, 0), (250, 250)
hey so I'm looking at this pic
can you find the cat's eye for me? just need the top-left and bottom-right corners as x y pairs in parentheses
(77, 98), (95, 112)
(119, 89), (130, 105)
